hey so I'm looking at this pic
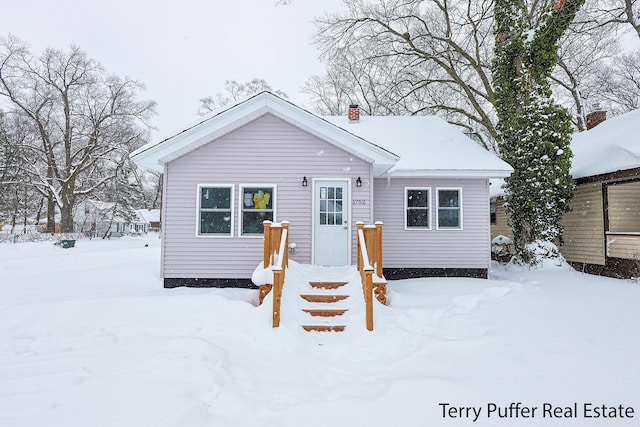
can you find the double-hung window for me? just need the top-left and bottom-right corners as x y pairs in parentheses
(240, 185), (275, 236)
(405, 188), (430, 229)
(437, 188), (462, 229)
(198, 185), (233, 236)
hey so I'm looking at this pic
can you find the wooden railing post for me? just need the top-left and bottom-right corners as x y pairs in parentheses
(282, 221), (289, 268)
(356, 222), (364, 272)
(364, 226), (375, 265)
(364, 269), (373, 331)
(272, 269), (283, 327)
(375, 221), (383, 278)
(263, 221), (271, 268)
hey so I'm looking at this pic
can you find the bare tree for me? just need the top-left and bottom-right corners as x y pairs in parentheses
(551, 11), (622, 130)
(597, 49), (640, 112)
(312, 0), (498, 150)
(198, 78), (288, 115)
(309, 0), (637, 150)
(582, 0), (640, 39)
(0, 36), (156, 232)
(0, 111), (41, 232)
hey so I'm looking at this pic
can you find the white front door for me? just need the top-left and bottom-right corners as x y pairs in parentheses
(313, 179), (350, 265)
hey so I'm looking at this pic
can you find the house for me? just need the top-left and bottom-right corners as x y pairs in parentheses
(133, 209), (162, 233)
(131, 92), (513, 288)
(490, 108), (640, 278)
(489, 179), (512, 242)
(74, 199), (131, 238)
(562, 108), (640, 278)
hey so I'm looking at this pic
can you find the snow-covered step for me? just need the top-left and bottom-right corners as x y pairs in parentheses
(301, 325), (346, 332)
(300, 279), (352, 332)
(300, 294), (349, 303)
(308, 281), (348, 289)
(302, 308), (348, 317)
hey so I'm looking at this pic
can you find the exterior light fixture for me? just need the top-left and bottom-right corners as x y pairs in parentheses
(356, 177), (362, 187)
(302, 176), (308, 187)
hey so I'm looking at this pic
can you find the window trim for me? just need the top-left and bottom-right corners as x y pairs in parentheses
(238, 184), (277, 238)
(196, 184), (234, 238)
(404, 187), (432, 230)
(436, 187), (463, 230)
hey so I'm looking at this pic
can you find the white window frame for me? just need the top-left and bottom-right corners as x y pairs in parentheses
(404, 187), (431, 230)
(436, 187), (463, 230)
(238, 184), (277, 238)
(196, 184), (234, 238)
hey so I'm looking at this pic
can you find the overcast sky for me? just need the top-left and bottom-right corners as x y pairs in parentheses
(4, 0), (344, 137)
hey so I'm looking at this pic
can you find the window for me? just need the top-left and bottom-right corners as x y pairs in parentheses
(405, 188), (430, 229)
(490, 201), (497, 224)
(319, 186), (343, 225)
(198, 185), (233, 236)
(240, 185), (275, 236)
(437, 188), (462, 229)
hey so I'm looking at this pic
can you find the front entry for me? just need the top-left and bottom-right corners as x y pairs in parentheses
(313, 179), (350, 265)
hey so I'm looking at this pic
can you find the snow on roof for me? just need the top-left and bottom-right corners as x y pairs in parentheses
(323, 115), (513, 178)
(571, 109), (640, 179)
(132, 91), (512, 178)
(87, 200), (116, 212)
(131, 91), (398, 176)
(135, 209), (160, 223)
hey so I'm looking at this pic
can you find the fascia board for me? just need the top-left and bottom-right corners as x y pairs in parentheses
(380, 169), (514, 178)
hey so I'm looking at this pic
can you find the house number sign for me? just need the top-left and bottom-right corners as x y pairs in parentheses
(352, 199), (367, 205)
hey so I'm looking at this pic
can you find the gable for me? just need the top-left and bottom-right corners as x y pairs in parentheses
(131, 92), (398, 175)
(132, 91), (512, 179)
(168, 114), (373, 173)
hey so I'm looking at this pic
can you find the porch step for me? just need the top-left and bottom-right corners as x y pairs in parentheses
(301, 325), (346, 332)
(302, 308), (348, 317)
(300, 279), (352, 332)
(300, 294), (349, 303)
(309, 281), (348, 289)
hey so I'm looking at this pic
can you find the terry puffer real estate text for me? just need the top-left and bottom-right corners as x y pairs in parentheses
(439, 402), (635, 422)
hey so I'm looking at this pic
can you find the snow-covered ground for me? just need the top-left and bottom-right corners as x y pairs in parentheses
(1, 235), (638, 426)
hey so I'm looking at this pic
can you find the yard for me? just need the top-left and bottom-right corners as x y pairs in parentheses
(0, 235), (638, 426)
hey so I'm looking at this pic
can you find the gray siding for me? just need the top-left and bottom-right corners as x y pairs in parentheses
(373, 177), (491, 269)
(562, 183), (605, 265)
(162, 114), (371, 279)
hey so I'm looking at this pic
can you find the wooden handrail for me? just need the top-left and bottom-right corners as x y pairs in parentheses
(356, 221), (386, 331)
(261, 221), (289, 327)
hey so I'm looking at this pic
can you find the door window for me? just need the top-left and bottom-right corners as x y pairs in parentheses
(319, 186), (343, 225)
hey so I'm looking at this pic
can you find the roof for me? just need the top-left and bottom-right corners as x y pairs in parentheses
(135, 209), (161, 223)
(571, 109), (640, 179)
(131, 91), (512, 178)
(131, 91), (398, 176)
(323, 115), (513, 178)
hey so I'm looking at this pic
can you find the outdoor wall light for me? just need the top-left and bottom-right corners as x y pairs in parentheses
(302, 176), (308, 187)
(356, 176), (362, 187)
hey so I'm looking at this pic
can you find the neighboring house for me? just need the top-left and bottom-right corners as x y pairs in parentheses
(490, 108), (640, 278)
(562, 108), (640, 278)
(74, 199), (131, 237)
(133, 209), (161, 233)
(489, 179), (512, 242)
(131, 92), (513, 287)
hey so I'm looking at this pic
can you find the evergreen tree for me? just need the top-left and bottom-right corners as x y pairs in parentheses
(492, 0), (584, 264)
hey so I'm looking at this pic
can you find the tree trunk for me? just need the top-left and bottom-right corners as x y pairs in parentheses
(46, 192), (56, 233)
(59, 199), (75, 233)
(493, 0), (584, 264)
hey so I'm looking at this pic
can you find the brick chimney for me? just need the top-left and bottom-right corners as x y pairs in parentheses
(348, 104), (360, 122)
(585, 104), (606, 130)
